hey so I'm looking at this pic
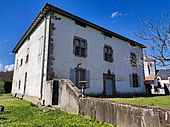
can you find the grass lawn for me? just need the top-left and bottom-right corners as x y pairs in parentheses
(0, 94), (113, 127)
(107, 95), (170, 109)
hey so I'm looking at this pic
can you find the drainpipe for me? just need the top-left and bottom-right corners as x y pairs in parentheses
(40, 11), (48, 101)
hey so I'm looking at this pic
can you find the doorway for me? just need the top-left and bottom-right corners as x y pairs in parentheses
(52, 81), (59, 105)
(23, 72), (27, 96)
(103, 73), (116, 96)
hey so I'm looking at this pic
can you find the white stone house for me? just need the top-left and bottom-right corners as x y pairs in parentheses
(12, 3), (146, 105)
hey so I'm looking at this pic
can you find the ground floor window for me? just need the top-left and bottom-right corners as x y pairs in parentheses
(76, 68), (86, 88)
(70, 68), (90, 88)
(129, 73), (140, 87)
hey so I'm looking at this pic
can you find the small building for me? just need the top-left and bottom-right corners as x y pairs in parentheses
(12, 3), (146, 105)
(156, 70), (170, 94)
(144, 53), (170, 94)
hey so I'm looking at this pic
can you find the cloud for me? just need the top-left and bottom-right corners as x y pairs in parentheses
(0, 63), (14, 72)
(111, 11), (122, 18)
(111, 11), (130, 18)
(4, 64), (14, 72)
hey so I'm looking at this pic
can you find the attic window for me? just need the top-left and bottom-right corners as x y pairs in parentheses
(75, 20), (86, 28)
(130, 42), (138, 47)
(102, 32), (112, 38)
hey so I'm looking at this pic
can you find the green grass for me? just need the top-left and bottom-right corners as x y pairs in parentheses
(107, 95), (170, 108)
(0, 94), (113, 127)
(0, 93), (13, 99)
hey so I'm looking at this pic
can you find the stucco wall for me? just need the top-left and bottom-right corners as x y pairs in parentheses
(49, 12), (145, 95)
(12, 14), (51, 100)
(58, 80), (82, 114)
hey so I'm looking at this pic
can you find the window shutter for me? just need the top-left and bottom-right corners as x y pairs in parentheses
(86, 70), (90, 88)
(129, 74), (133, 87)
(138, 75), (141, 87)
(111, 54), (114, 62)
(73, 38), (75, 54)
(85, 41), (87, 58)
(70, 68), (76, 85)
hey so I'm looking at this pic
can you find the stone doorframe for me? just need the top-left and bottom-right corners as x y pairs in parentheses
(103, 73), (116, 97)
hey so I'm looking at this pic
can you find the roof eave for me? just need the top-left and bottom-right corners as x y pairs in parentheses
(46, 3), (146, 48)
(12, 4), (51, 53)
(12, 3), (146, 53)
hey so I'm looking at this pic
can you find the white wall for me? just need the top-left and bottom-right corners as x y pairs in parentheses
(144, 60), (156, 77)
(12, 19), (46, 98)
(12, 11), (145, 99)
(50, 12), (145, 95)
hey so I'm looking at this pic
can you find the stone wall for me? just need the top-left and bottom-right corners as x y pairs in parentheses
(15, 93), (40, 105)
(59, 79), (170, 127)
(79, 98), (170, 127)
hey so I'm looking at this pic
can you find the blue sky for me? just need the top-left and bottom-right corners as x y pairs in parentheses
(0, 0), (170, 71)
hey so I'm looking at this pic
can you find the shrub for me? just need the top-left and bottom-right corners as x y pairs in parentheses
(4, 81), (12, 94)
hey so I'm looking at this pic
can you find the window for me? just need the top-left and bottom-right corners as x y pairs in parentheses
(38, 36), (43, 55)
(70, 68), (90, 88)
(168, 77), (170, 83)
(25, 55), (29, 63)
(18, 80), (21, 90)
(148, 65), (150, 75)
(130, 52), (137, 66)
(76, 68), (86, 88)
(73, 37), (87, 57)
(103, 45), (113, 62)
(16, 59), (18, 70)
(103, 32), (112, 38)
(130, 73), (139, 87)
(25, 48), (29, 63)
(20, 59), (23, 66)
(75, 20), (86, 28)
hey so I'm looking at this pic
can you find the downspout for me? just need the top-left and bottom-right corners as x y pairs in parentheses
(40, 11), (48, 101)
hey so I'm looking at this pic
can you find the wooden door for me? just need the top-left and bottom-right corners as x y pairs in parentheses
(103, 74), (115, 96)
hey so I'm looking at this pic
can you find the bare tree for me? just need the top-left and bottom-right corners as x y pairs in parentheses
(135, 12), (170, 66)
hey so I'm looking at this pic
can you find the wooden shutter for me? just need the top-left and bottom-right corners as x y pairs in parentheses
(73, 38), (75, 54)
(86, 70), (90, 88)
(129, 74), (133, 87)
(85, 40), (87, 58)
(138, 75), (141, 87)
(70, 68), (76, 85)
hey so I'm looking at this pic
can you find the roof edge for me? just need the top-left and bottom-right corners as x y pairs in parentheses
(12, 3), (146, 53)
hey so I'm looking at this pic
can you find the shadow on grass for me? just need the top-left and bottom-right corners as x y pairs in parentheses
(0, 117), (7, 120)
